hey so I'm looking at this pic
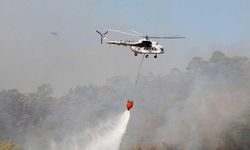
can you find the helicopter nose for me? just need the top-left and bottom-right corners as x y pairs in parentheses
(160, 48), (164, 53)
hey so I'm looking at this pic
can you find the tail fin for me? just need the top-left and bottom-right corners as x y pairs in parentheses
(96, 30), (108, 44)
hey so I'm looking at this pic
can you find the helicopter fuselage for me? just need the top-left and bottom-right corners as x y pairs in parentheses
(130, 39), (164, 54)
(96, 30), (183, 58)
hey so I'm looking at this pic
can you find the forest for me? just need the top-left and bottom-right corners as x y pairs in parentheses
(0, 51), (249, 150)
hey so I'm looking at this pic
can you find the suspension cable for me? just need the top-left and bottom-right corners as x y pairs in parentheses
(135, 54), (145, 85)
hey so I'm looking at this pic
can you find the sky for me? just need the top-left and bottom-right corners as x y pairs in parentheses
(0, 0), (250, 96)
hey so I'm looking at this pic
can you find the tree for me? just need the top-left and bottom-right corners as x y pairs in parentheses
(36, 84), (53, 97)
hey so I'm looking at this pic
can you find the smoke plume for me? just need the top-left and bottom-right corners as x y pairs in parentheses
(0, 51), (249, 150)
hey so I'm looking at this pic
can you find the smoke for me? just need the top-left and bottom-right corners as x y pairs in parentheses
(154, 76), (249, 149)
(49, 111), (130, 150)
(120, 51), (250, 149)
(0, 51), (250, 150)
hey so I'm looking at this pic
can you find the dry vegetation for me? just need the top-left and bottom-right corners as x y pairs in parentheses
(0, 141), (22, 150)
(130, 143), (178, 150)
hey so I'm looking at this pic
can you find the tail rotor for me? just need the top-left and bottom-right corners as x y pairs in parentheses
(96, 30), (108, 44)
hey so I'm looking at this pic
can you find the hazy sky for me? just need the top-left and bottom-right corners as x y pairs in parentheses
(0, 0), (250, 95)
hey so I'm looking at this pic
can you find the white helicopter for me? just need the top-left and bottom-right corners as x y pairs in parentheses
(96, 29), (185, 58)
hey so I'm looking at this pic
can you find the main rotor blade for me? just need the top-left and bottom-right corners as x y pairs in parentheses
(148, 36), (186, 39)
(96, 30), (102, 35)
(106, 29), (139, 37)
(130, 29), (144, 36)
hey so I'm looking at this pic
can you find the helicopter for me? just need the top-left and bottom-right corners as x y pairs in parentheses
(96, 29), (185, 58)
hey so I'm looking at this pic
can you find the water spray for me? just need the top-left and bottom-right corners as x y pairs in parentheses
(85, 110), (130, 150)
